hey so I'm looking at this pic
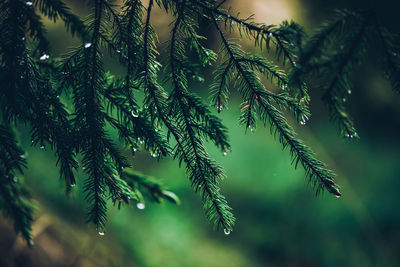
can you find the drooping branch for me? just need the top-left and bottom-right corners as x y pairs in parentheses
(212, 14), (341, 197)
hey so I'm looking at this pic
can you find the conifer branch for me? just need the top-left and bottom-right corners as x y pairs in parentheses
(0, 125), (33, 246)
(4, 0), (400, 239)
(103, 0), (124, 33)
(210, 58), (233, 113)
(122, 1), (143, 111)
(212, 15), (341, 197)
(25, 5), (51, 55)
(375, 23), (400, 94)
(0, 125), (27, 177)
(321, 18), (369, 138)
(289, 9), (358, 86)
(0, 174), (34, 246)
(70, 0), (109, 231)
(140, 2), (208, 205)
(35, 0), (88, 39)
(193, 1), (297, 66)
(168, 3), (234, 231)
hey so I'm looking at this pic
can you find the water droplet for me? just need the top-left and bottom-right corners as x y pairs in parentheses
(268, 32), (273, 38)
(13, 176), (18, 183)
(335, 194), (341, 198)
(22, 37), (25, 41)
(40, 145), (45, 150)
(131, 111), (139, 118)
(136, 203), (145, 209)
(227, 14), (230, 18)
(223, 151), (228, 156)
(82, 166), (86, 170)
(132, 147), (137, 152)
(40, 54), (49, 60)
(26, 1), (33, 6)
(84, 43), (92, 48)
(342, 98), (346, 102)
(98, 231), (105, 236)
(20, 154), (26, 159)
(224, 229), (231, 235)
(71, 183), (76, 187)
(347, 89), (352, 94)
(151, 153), (157, 158)
(300, 121), (306, 125)
(127, 195), (131, 200)
(116, 50), (121, 53)
(139, 140), (144, 144)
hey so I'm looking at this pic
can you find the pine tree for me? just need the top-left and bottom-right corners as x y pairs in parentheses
(1, 0), (399, 245)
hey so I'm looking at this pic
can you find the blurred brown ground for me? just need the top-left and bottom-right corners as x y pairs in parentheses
(0, 212), (135, 267)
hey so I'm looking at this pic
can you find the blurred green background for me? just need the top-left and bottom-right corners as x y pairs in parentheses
(1, 0), (400, 266)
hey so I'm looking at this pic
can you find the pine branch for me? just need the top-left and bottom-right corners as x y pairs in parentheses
(375, 23), (400, 94)
(320, 16), (369, 139)
(0, 125), (33, 246)
(289, 9), (358, 86)
(6, 0), (400, 240)
(212, 14), (341, 197)
(0, 125), (27, 176)
(138, 1), (213, 221)
(184, 92), (230, 151)
(103, 0), (124, 33)
(0, 1), (38, 122)
(69, 0), (109, 231)
(23, 55), (78, 190)
(0, 173), (34, 247)
(35, 0), (88, 39)
(193, 1), (297, 66)
(239, 97), (257, 130)
(237, 55), (309, 122)
(120, 0), (144, 111)
(169, 4), (234, 231)
(25, 3), (51, 55)
(237, 55), (287, 88)
(103, 96), (170, 157)
(210, 58), (233, 113)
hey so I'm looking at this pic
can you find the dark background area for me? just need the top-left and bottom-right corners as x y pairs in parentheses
(1, 0), (400, 266)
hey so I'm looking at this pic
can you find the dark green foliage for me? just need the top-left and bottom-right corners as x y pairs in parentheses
(0, 125), (34, 246)
(1, 0), (399, 244)
(288, 9), (400, 138)
(35, 0), (88, 39)
(376, 25), (400, 94)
